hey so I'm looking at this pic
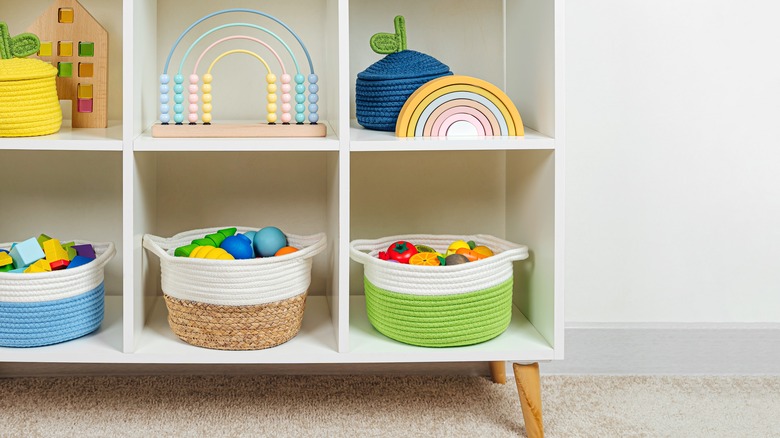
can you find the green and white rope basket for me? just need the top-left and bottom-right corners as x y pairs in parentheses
(349, 234), (528, 347)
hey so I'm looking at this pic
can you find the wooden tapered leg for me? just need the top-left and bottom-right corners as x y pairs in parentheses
(489, 361), (506, 384)
(513, 362), (544, 438)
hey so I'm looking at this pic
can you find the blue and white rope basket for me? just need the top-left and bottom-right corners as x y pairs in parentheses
(0, 241), (115, 348)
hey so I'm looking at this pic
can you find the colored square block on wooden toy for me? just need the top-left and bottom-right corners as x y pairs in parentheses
(39, 42), (52, 56)
(58, 62), (73, 78)
(78, 98), (93, 113)
(77, 84), (93, 99)
(25, 259), (52, 274)
(9, 238), (45, 268)
(79, 63), (93, 77)
(73, 244), (96, 260)
(58, 41), (73, 56)
(78, 42), (94, 57)
(58, 8), (74, 23)
(66, 255), (92, 269)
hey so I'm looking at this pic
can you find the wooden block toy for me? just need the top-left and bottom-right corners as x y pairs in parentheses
(0, 265), (13, 272)
(9, 267), (27, 274)
(37, 233), (53, 248)
(72, 243), (96, 259)
(62, 241), (77, 260)
(10, 237), (45, 268)
(43, 238), (71, 270)
(28, 0), (109, 128)
(0, 252), (14, 270)
(24, 259), (52, 273)
(66, 255), (92, 269)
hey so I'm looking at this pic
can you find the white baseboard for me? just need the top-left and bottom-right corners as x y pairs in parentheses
(539, 323), (780, 375)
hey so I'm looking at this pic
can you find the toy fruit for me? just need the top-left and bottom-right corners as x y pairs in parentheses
(472, 245), (494, 258)
(386, 241), (418, 264)
(415, 244), (437, 253)
(253, 226), (287, 257)
(189, 246), (234, 260)
(275, 246), (299, 256)
(378, 251), (390, 260)
(446, 240), (471, 256)
(444, 253), (469, 266)
(408, 252), (440, 266)
(456, 247), (486, 262)
(220, 234), (254, 259)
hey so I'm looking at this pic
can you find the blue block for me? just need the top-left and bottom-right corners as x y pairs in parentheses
(9, 237), (45, 268)
(66, 256), (93, 269)
(9, 267), (27, 274)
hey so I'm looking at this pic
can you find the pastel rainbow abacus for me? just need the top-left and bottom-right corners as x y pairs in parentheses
(151, 8), (325, 138)
(395, 75), (524, 138)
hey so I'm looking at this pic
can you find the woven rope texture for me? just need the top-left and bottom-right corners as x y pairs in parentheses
(0, 58), (62, 137)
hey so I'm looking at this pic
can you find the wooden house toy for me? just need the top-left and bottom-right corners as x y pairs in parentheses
(27, 0), (108, 128)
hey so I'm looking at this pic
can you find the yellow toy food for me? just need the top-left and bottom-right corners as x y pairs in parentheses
(446, 240), (471, 256)
(188, 246), (234, 260)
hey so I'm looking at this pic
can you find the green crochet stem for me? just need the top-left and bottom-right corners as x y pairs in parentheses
(370, 15), (407, 55)
(0, 22), (40, 60)
(364, 276), (513, 347)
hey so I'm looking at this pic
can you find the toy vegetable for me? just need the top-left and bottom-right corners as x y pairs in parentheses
(385, 241), (418, 264)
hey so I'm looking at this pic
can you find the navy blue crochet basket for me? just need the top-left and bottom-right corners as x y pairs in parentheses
(0, 241), (115, 348)
(356, 50), (452, 131)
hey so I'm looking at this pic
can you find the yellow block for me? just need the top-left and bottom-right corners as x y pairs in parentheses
(78, 84), (93, 99)
(58, 41), (73, 57)
(24, 259), (52, 273)
(43, 239), (69, 263)
(0, 252), (12, 267)
(38, 42), (52, 57)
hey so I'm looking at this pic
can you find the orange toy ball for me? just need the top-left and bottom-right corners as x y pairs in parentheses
(274, 246), (299, 256)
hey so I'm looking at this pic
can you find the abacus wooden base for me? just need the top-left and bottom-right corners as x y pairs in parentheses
(151, 123), (327, 138)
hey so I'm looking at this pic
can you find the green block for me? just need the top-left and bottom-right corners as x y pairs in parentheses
(78, 42), (94, 57)
(218, 228), (237, 239)
(37, 234), (53, 248)
(191, 238), (216, 247)
(62, 242), (77, 260)
(174, 243), (199, 258)
(57, 62), (72, 77)
(0, 264), (13, 272)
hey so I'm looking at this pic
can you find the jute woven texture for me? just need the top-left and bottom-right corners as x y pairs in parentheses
(0, 58), (62, 137)
(163, 292), (307, 351)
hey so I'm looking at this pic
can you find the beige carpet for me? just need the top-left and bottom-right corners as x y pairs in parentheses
(1, 375), (778, 437)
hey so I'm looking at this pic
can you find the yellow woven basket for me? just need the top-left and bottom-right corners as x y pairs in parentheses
(0, 58), (62, 137)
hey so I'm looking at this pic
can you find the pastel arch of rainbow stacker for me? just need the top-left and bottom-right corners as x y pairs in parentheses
(157, 8), (321, 133)
(395, 75), (524, 138)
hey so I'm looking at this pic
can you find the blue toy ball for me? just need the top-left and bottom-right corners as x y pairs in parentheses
(220, 234), (254, 259)
(253, 227), (287, 257)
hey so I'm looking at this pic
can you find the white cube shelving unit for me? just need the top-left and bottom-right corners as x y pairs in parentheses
(1, 0), (564, 383)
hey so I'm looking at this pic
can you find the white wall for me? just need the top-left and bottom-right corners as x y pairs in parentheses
(565, 0), (780, 322)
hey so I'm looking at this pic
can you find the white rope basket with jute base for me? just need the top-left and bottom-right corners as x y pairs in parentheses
(143, 227), (326, 350)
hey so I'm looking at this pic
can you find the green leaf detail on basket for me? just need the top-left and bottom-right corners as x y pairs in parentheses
(370, 15), (407, 55)
(0, 22), (41, 60)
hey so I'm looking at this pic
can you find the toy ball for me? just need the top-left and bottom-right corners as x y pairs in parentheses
(220, 234), (254, 259)
(275, 246), (299, 257)
(243, 231), (257, 242)
(253, 226), (287, 257)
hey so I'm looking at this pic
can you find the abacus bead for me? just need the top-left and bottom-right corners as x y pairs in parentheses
(160, 84), (169, 94)
(295, 74), (305, 84)
(309, 93), (319, 103)
(267, 113), (277, 123)
(281, 83), (291, 93)
(160, 104), (170, 114)
(266, 73), (277, 84)
(188, 84), (198, 94)
(174, 74), (184, 84)
(281, 113), (292, 123)
(203, 73), (213, 84)
(309, 103), (318, 113)
(189, 104), (198, 113)
(189, 74), (199, 84)
(202, 113), (212, 123)
(282, 93), (291, 103)
(189, 94), (198, 104)
(308, 83), (319, 94)
(202, 94), (212, 103)
(295, 94), (305, 104)
(268, 93), (278, 103)
(267, 83), (277, 93)
(267, 103), (277, 113)
(160, 94), (170, 104)
(160, 74), (170, 84)
(188, 113), (198, 123)
(174, 104), (184, 113)
(174, 94), (184, 104)
(174, 113), (184, 124)
(202, 103), (212, 113)
(174, 84), (184, 94)
(295, 113), (305, 123)
(281, 73), (291, 84)
(282, 103), (292, 113)
(295, 103), (305, 113)
(202, 84), (212, 93)
(295, 84), (305, 94)
(308, 74), (318, 84)
(160, 114), (171, 123)
(308, 113), (319, 123)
